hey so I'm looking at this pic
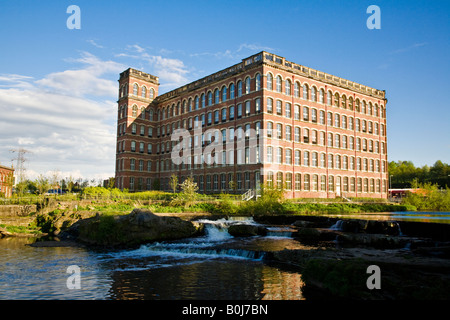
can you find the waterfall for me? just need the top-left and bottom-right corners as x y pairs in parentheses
(330, 220), (344, 231)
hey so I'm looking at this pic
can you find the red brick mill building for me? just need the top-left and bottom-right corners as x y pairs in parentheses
(0, 164), (14, 198)
(115, 52), (388, 199)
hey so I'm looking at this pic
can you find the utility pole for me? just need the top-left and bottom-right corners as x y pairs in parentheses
(10, 148), (31, 196)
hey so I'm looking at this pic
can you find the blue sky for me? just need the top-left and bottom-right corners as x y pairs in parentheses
(0, 0), (449, 182)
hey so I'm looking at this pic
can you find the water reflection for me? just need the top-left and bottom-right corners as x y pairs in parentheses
(325, 211), (450, 224)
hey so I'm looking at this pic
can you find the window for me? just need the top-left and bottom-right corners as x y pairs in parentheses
(319, 110), (325, 125)
(303, 128), (309, 143)
(334, 114), (340, 127)
(267, 98), (273, 113)
(149, 88), (155, 99)
(312, 152), (318, 167)
(276, 100), (282, 115)
(311, 108), (317, 122)
(132, 105), (138, 117)
(208, 91), (213, 106)
(229, 83), (235, 99)
(131, 141), (136, 152)
(304, 151), (310, 166)
(311, 87), (317, 102)
(237, 80), (242, 97)
(285, 102), (291, 118)
(147, 144), (152, 154)
(286, 173), (292, 190)
(295, 174), (301, 190)
(130, 159), (136, 170)
(267, 172), (274, 187)
(304, 174), (310, 191)
(215, 89), (220, 104)
(302, 84), (309, 100)
(328, 175), (334, 192)
(285, 79), (291, 95)
(133, 84), (138, 95)
(237, 103), (242, 118)
(276, 172), (283, 189)
(285, 149), (292, 164)
(255, 74), (261, 91)
(320, 153), (326, 167)
(221, 108), (227, 122)
(276, 123), (282, 139)
(328, 133), (333, 147)
(277, 147), (282, 164)
(255, 98), (261, 113)
(303, 106), (309, 121)
(207, 112), (212, 125)
(285, 125), (292, 141)
(267, 122), (273, 138)
(276, 75), (282, 92)
(214, 110), (219, 124)
(327, 90), (332, 105)
(320, 89), (325, 104)
(294, 127), (300, 142)
(245, 77), (251, 94)
(267, 146), (273, 163)
(141, 86), (147, 98)
(294, 82), (300, 97)
(201, 93), (205, 108)
(328, 154), (333, 168)
(267, 73), (273, 90)
(245, 101), (251, 116)
(229, 106), (235, 120)
(295, 150), (301, 165)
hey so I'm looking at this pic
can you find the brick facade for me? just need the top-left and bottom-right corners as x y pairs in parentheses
(0, 165), (14, 198)
(115, 52), (388, 199)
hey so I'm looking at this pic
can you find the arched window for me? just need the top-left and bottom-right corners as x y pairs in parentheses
(302, 84), (309, 100)
(229, 83), (235, 99)
(245, 77), (251, 94)
(237, 80), (243, 97)
(149, 88), (155, 99)
(285, 79), (291, 95)
(267, 73), (273, 90)
(319, 89), (325, 104)
(311, 86), (317, 102)
(341, 95), (347, 109)
(221, 86), (227, 102)
(255, 73), (261, 91)
(201, 93), (206, 108)
(133, 83), (139, 96)
(214, 89), (220, 104)
(294, 82), (300, 97)
(327, 90), (332, 105)
(132, 105), (138, 117)
(195, 96), (199, 110)
(141, 86), (147, 98)
(207, 91), (213, 106)
(334, 92), (340, 107)
(276, 75), (282, 92)
(149, 108), (154, 121)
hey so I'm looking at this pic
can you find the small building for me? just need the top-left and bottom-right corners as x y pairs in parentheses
(0, 164), (15, 198)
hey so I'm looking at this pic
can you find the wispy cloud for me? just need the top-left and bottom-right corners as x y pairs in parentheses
(390, 42), (427, 54)
(87, 39), (104, 49)
(116, 45), (190, 90)
(190, 43), (277, 60)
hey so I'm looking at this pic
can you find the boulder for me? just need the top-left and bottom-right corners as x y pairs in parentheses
(62, 209), (201, 246)
(228, 224), (268, 237)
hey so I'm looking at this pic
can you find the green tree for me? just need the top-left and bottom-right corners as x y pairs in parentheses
(169, 174), (178, 193)
(35, 174), (50, 195)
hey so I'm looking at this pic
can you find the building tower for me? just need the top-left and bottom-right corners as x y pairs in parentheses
(115, 68), (159, 191)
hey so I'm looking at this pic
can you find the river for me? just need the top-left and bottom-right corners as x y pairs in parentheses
(0, 218), (308, 300)
(1, 212), (448, 300)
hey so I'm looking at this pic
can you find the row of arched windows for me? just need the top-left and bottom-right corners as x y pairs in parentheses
(266, 171), (387, 193)
(266, 72), (385, 118)
(119, 83), (155, 99)
(265, 146), (386, 172)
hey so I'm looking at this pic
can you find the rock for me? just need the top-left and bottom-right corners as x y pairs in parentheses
(228, 224), (268, 237)
(62, 208), (201, 246)
(295, 227), (338, 242)
(292, 220), (314, 228)
(333, 219), (401, 236)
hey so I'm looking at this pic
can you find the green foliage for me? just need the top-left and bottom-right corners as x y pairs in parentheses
(402, 181), (450, 211)
(170, 177), (199, 208)
(389, 160), (450, 189)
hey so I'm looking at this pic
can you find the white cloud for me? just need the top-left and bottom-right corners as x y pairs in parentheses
(0, 52), (121, 181)
(116, 45), (190, 90)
